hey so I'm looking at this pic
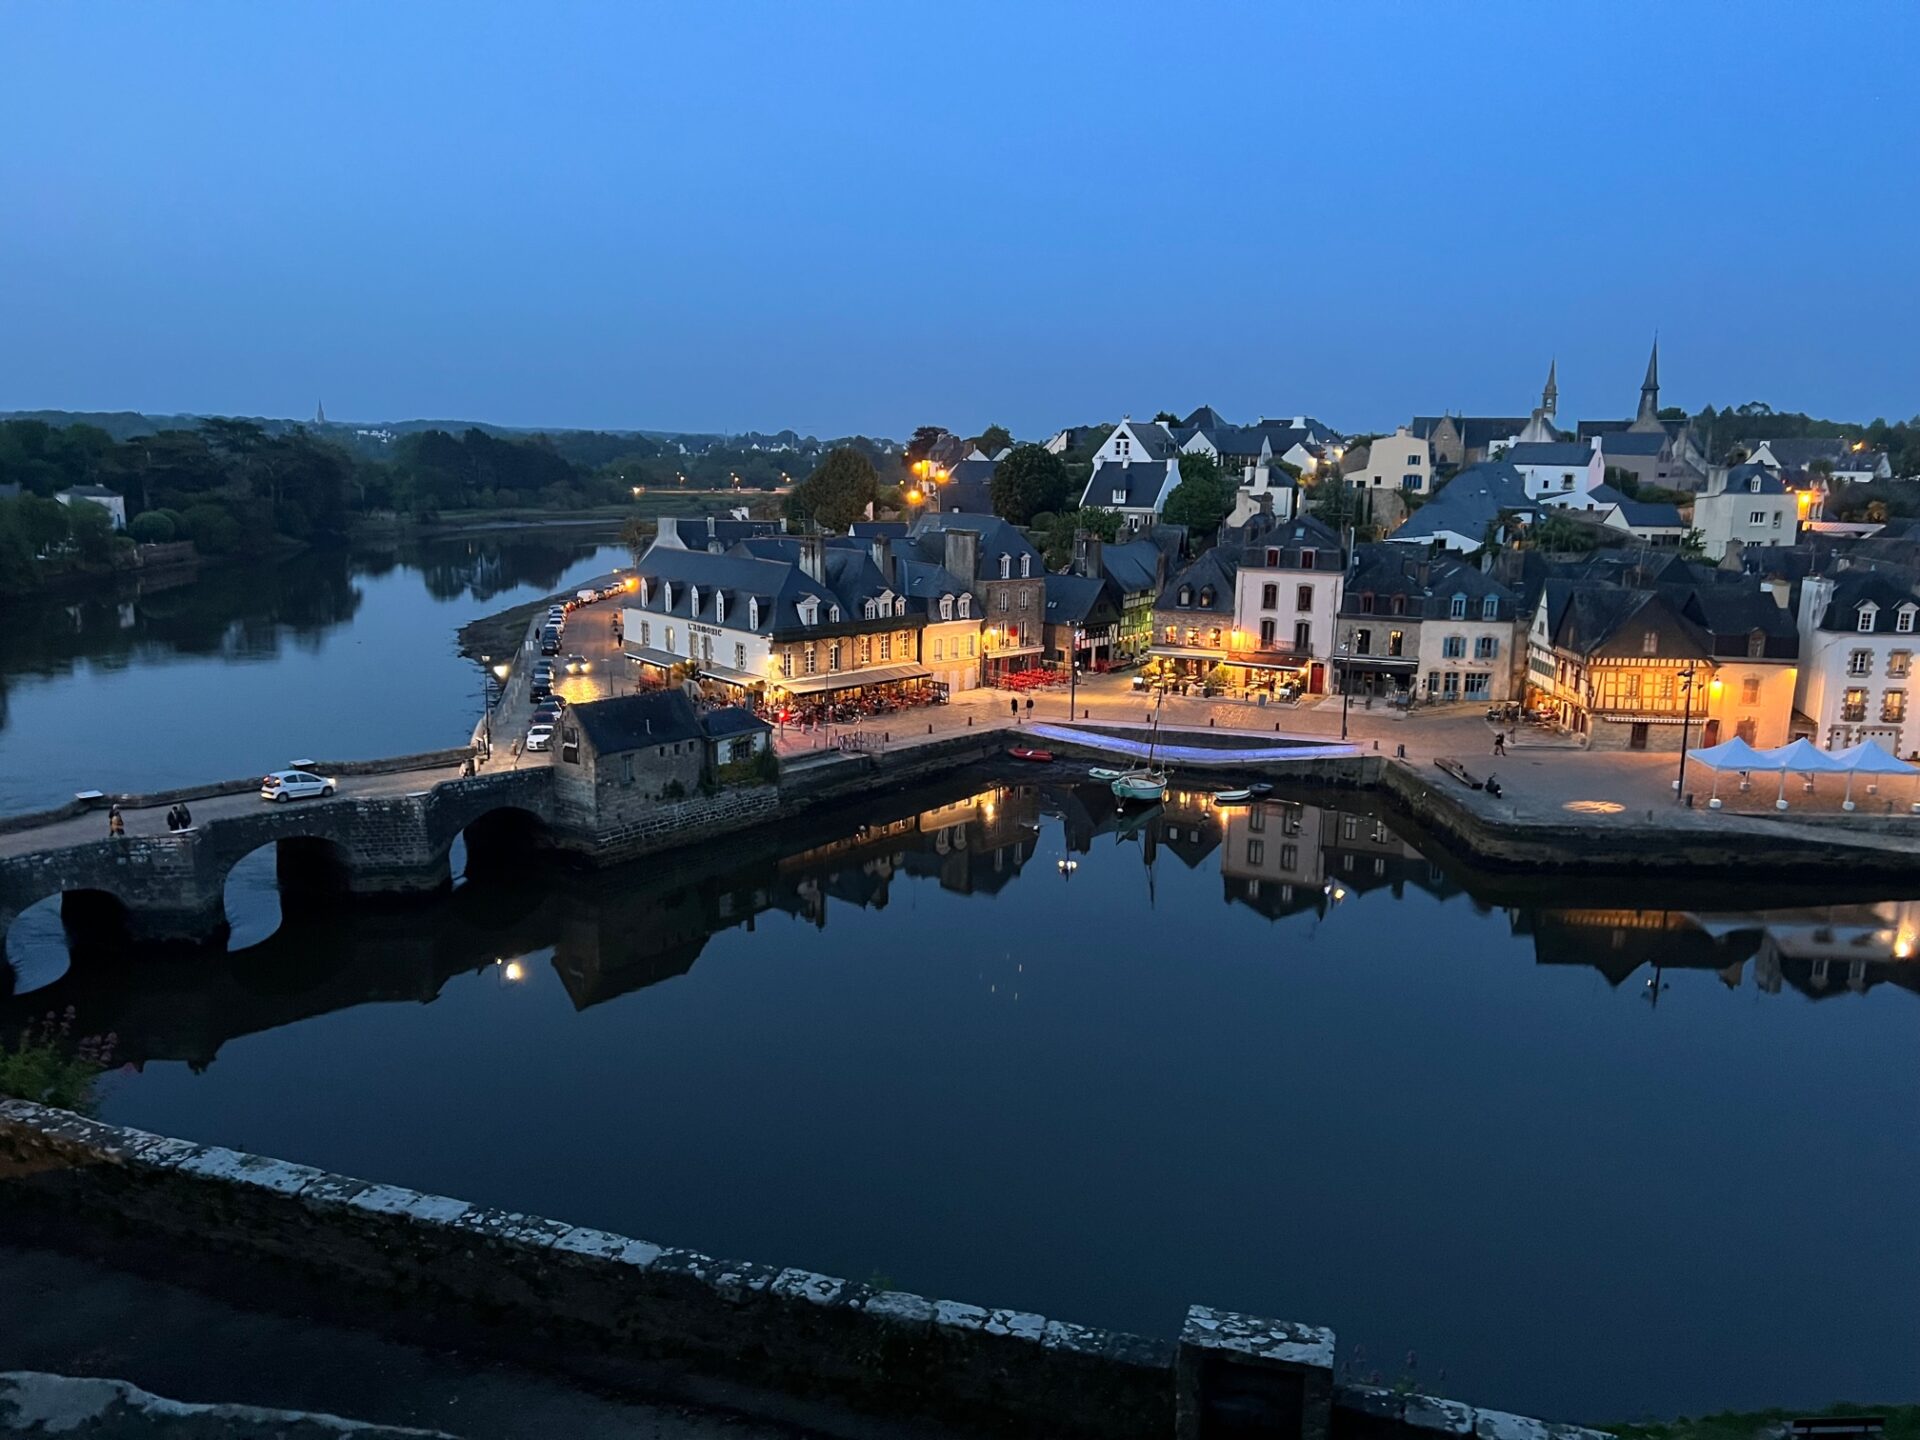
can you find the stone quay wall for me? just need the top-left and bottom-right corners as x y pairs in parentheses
(0, 1100), (1613, 1440)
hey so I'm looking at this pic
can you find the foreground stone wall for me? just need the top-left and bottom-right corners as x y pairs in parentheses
(0, 1101), (1612, 1440)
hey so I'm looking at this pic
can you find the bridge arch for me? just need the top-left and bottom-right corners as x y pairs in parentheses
(450, 805), (551, 882)
(3, 885), (137, 998)
(217, 834), (359, 948)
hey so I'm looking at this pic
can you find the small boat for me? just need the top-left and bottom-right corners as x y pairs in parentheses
(1088, 767), (1125, 781)
(1008, 746), (1055, 763)
(1213, 788), (1253, 804)
(1110, 687), (1169, 804)
(1111, 770), (1168, 803)
(1248, 782), (1273, 796)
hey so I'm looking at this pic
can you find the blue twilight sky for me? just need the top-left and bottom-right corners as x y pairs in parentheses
(2, 2), (1916, 440)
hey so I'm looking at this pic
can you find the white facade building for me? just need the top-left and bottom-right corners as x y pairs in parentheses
(1345, 427), (1434, 495)
(1693, 463), (1801, 560)
(1795, 572), (1920, 754)
(1506, 440), (1604, 505)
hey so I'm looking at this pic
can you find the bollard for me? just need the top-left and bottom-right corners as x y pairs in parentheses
(967, 716), (973, 726)
(928, 724), (933, 734)
(1083, 708), (1089, 719)
(1274, 723), (1281, 732)
(1396, 744), (1405, 758)
(1210, 717), (1216, 727)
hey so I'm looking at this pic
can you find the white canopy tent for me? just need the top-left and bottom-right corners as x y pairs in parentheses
(1832, 740), (1920, 811)
(1683, 735), (1914, 811)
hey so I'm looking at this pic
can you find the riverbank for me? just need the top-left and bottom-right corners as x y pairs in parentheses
(1610, 1409), (1919, 1440)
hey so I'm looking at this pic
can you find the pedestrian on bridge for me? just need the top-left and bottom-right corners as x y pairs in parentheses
(108, 805), (125, 839)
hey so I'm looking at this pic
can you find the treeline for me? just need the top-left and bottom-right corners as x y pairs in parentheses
(1693, 401), (1920, 475)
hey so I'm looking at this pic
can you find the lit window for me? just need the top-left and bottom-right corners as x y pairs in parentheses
(1884, 690), (1907, 723)
(1741, 677), (1759, 705)
(1641, 631), (1658, 655)
(1890, 651), (1912, 678)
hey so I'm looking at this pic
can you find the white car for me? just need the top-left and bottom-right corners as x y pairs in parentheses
(525, 724), (555, 753)
(261, 769), (336, 802)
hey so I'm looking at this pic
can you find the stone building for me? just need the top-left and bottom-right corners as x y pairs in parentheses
(1526, 576), (1799, 750)
(1334, 545), (1523, 704)
(903, 514), (1047, 681)
(551, 691), (773, 831)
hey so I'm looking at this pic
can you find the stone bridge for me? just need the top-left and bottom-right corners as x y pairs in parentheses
(0, 768), (556, 951)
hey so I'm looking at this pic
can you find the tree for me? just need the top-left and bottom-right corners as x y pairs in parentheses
(972, 424), (1013, 456)
(128, 510), (176, 544)
(15, 495), (69, 552)
(66, 501), (115, 565)
(785, 447), (878, 530)
(990, 444), (1071, 524)
(1160, 452), (1232, 535)
(905, 426), (952, 466)
(1152, 411), (1181, 424)
(1030, 506), (1123, 569)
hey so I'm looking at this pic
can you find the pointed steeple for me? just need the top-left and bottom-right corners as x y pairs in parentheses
(1633, 338), (1660, 428)
(314, 399), (327, 426)
(1541, 358), (1558, 417)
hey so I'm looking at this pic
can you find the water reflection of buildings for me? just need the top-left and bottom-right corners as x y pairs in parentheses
(1515, 901), (1920, 1001)
(10, 783), (1915, 1070)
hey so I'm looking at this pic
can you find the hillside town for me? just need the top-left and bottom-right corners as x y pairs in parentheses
(617, 345), (1918, 765)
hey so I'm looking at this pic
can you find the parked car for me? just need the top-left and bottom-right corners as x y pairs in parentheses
(564, 653), (590, 675)
(261, 769), (336, 802)
(530, 704), (561, 725)
(529, 679), (552, 700)
(539, 633), (561, 656)
(525, 724), (555, 753)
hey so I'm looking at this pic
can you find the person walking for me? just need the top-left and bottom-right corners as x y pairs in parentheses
(1492, 730), (1506, 757)
(165, 805), (181, 832)
(1009, 697), (1018, 720)
(1025, 697), (1034, 719)
(108, 805), (125, 839)
(177, 802), (192, 830)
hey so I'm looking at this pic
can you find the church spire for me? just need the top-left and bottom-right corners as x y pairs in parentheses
(1542, 358), (1558, 417)
(314, 399), (327, 426)
(1634, 338), (1660, 427)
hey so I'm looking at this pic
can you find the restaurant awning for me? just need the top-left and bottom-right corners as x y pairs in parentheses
(624, 645), (680, 669)
(697, 661), (764, 687)
(775, 663), (930, 696)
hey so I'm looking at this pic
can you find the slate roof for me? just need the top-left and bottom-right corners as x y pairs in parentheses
(904, 512), (1045, 581)
(1115, 421), (1179, 459)
(1410, 416), (1531, 451)
(1594, 430), (1670, 457)
(1181, 423), (1272, 458)
(1156, 547), (1238, 614)
(1722, 463), (1788, 495)
(1227, 512), (1343, 569)
(572, 691), (706, 753)
(1582, 482), (1632, 507)
(1615, 500), (1687, 529)
(849, 521), (909, 540)
(1342, 543), (1518, 619)
(1391, 461), (1535, 545)
(702, 706), (774, 738)
(1082, 459), (1178, 511)
(1101, 539), (1166, 596)
(1507, 442), (1598, 468)
(1044, 573), (1111, 625)
(631, 539), (895, 637)
(1746, 438), (1854, 470)
(1181, 405), (1232, 431)
(893, 557), (973, 616)
(1816, 572), (1920, 634)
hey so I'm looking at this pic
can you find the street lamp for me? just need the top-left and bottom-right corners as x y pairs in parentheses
(1673, 666), (1699, 802)
(1068, 627), (1084, 718)
(1338, 637), (1351, 740)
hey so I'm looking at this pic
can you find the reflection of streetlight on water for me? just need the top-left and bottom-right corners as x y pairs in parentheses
(494, 958), (526, 984)
(1057, 857), (1079, 880)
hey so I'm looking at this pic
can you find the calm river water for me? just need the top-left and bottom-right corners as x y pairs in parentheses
(2, 542), (1916, 1423)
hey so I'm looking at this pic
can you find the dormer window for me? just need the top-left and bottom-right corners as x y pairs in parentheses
(1199, 586), (1215, 607)
(1899, 605), (1916, 635)
(1858, 604), (1878, 633)
(1300, 548), (1316, 570)
(1020, 554), (1031, 578)
(1749, 477), (1762, 493)
(828, 604), (841, 623)
(999, 554), (1011, 580)
(1112, 489), (1127, 505)
(662, 581), (674, 611)
(1179, 586), (1193, 606)
(1449, 594), (1467, 619)
(748, 598), (759, 629)
(940, 595), (954, 621)
(638, 578), (651, 604)
(715, 593), (725, 625)
(689, 584), (701, 616)
(1748, 628), (1766, 658)
(800, 598), (818, 627)
(957, 594), (971, 619)
(895, 596), (907, 617)
(864, 599), (877, 619)
(1481, 594), (1498, 620)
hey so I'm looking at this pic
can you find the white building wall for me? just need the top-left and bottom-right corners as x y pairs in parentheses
(1347, 428), (1434, 495)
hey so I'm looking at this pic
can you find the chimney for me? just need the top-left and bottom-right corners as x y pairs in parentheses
(870, 536), (893, 584)
(943, 527), (980, 585)
(798, 534), (826, 584)
(1072, 531), (1104, 580)
(1154, 545), (1168, 589)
